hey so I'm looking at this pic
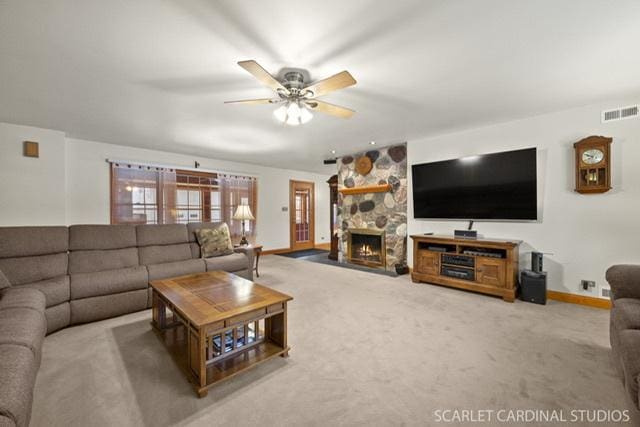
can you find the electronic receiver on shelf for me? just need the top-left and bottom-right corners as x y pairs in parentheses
(442, 254), (475, 268)
(462, 249), (504, 259)
(441, 265), (475, 281)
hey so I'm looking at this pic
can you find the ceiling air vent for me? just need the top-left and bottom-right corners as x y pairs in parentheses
(602, 105), (639, 123)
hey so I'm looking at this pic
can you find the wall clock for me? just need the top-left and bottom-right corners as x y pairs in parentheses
(574, 135), (612, 194)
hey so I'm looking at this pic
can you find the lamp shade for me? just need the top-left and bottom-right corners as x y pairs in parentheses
(232, 205), (255, 221)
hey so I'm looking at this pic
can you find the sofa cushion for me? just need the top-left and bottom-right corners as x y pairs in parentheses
(147, 259), (206, 282)
(69, 224), (137, 251)
(205, 252), (249, 273)
(195, 224), (234, 258)
(138, 244), (192, 266)
(612, 298), (640, 331)
(618, 329), (640, 408)
(0, 226), (68, 258)
(187, 222), (223, 257)
(45, 303), (70, 335)
(0, 308), (46, 361)
(69, 248), (139, 274)
(0, 344), (37, 427)
(0, 269), (9, 290)
(187, 222), (223, 242)
(70, 266), (148, 300)
(136, 224), (188, 247)
(0, 253), (67, 286)
(0, 288), (45, 313)
(70, 289), (148, 325)
(18, 276), (70, 308)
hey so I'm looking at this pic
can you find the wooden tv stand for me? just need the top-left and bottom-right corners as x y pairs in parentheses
(410, 235), (521, 302)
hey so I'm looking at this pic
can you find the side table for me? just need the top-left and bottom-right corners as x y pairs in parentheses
(235, 244), (263, 278)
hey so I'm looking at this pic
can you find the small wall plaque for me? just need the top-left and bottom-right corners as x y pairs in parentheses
(23, 141), (39, 158)
(355, 156), (373, 175)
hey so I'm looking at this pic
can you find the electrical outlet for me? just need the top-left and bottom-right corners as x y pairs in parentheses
(581, 280), (596, 291)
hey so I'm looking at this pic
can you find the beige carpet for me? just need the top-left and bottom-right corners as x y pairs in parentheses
(32, 255), (631, 426)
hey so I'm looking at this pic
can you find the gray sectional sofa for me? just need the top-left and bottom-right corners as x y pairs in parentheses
(0, 222), (253, 427)
(608, 264), (640, 410)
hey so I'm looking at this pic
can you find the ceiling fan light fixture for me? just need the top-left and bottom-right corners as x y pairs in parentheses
(299, 104), (313, 124)
(273, 104), (288, 122)
(285, 113), (300, 126)
(273, 101), (313, 126)
(231, 60), (354, 123)
(287, 102), (301, 120)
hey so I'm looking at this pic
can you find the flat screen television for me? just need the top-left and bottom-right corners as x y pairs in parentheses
(412, 148), (537, 220)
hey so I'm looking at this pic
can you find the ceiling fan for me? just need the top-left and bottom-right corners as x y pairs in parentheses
(225, 60), (357, 126)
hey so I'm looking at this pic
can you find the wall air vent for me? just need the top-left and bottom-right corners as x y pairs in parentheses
(602, 105), (639, 123)
(602, 288), (611, 298)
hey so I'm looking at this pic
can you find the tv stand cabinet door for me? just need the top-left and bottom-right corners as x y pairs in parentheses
(476, 258), (506, 288)
(416, 250), (439, 276)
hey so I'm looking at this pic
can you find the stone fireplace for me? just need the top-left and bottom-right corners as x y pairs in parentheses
(347, 228), (385, 268)
(337, 143), (407, 272)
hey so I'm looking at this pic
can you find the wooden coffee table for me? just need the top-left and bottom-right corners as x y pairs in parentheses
(150, 271), (293, 397)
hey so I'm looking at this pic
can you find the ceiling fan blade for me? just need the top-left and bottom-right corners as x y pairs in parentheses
(224, 98), (278, 105)
(306, 100), (355, 119)
(237, 60), (289, 95)
(303, 71), (356, 98)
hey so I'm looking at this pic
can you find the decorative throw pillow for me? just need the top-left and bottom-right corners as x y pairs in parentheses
(0, 269), (11, 290)
(195, 224), (234, 258)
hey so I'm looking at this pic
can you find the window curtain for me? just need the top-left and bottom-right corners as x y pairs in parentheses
(110, 162), (176, 224)
(111, 162), (257, 238)
(219, 174), (258, 242)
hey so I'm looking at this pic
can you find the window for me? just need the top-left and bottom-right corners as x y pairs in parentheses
(175, 170), (219, 224)
(132, 186), (158, 224)
(110, 162), (257, 242)
(210, 190), (222, 222)
(219, 174), (258, 238)
(110, 164), (175, 224)
(176, 189), (201, 223)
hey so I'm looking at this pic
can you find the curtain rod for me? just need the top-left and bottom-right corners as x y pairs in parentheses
(105, 158), (260, 178)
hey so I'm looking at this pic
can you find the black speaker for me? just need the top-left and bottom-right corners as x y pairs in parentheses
(531, 251), (543, 273)
(520, 270), (547, 305)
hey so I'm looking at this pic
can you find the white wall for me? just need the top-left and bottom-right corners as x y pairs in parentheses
(408, 99), (640, 298)
(66, 138), (330, 250)
(0, 123), (67, 225)
(0, 121), (330, 251)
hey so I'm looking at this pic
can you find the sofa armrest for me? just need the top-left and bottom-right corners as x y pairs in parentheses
(606, 265), (640, 300)
(233, 246), (255, 280)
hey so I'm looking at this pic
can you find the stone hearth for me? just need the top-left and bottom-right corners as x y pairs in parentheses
(337, 143), (407, 272)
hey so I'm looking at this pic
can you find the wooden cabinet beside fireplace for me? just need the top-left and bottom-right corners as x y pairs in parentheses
(410, 235), (521, 302)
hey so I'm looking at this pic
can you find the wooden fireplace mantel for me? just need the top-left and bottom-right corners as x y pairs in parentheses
(338, 183), (392, 196)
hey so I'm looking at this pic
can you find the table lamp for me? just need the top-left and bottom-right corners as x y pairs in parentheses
(232, 205), (255, 246)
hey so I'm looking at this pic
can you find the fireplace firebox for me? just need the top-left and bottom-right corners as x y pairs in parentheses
(347, 228), (385, 268)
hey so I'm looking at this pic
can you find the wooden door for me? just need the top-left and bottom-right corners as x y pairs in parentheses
(476, 258), (506, 287)
(416, 250), (440, 276)
(289, 180), (315, 251)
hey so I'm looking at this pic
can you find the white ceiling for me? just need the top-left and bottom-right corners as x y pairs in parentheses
(1, 0), (640, 173)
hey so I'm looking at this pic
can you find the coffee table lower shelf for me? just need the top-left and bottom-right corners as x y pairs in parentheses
(153, 323), (289, 397)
